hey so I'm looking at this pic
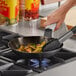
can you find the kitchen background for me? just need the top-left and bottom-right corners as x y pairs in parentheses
(0, 0), (76, 76)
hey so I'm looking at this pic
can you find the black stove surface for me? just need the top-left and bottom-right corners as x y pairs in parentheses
(0, 29), (76, 75)
(1, 49), (76, 73)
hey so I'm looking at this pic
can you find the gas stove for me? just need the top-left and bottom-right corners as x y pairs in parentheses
(0, 29), (76, 76)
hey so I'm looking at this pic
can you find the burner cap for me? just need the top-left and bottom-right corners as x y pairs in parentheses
(30, 58), (50, 68)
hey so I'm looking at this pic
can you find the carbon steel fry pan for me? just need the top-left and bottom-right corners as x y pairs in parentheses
(8, 26), (76, 59)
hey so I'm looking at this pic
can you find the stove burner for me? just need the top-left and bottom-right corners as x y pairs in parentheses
(30, 59), (39, 68)
(30, 58), (50, 68)
(1, 29), (76, 74)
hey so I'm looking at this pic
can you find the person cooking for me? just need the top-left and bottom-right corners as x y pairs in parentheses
(43, 0), (76, 31)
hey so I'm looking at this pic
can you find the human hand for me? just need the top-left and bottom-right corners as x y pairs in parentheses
(42, 0), (76, 31)
(43, 9), (66, 31)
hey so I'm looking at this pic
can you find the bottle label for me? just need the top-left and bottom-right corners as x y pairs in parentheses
(0, 0), (19, 25)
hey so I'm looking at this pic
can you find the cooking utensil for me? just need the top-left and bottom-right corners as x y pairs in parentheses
(43, 26), (76, 51)
(8, 36), (62, 59)
(8, 25), (76, 59)
(8, 24), (56, 59)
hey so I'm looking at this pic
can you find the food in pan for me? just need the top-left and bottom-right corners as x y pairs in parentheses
(17, 41), (46, 53)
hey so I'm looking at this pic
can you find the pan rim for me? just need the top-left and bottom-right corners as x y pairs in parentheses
(8, 37), (63, 54)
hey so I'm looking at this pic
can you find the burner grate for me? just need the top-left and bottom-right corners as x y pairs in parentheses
(1, 51), (21, 61)
(0, 31), (11, 36)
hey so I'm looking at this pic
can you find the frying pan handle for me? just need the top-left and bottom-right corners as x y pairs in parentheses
(59, 26), (76, 43)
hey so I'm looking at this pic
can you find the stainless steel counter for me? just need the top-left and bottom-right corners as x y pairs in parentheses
(0, 21), (44, 36)
(0, 21), (68, 37)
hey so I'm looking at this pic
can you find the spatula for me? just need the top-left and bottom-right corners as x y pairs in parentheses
(43, 25), (76, 51)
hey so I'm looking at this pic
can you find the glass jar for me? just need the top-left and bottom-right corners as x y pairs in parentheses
(24, 0), (40, 21)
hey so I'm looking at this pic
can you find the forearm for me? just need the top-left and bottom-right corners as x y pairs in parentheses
(44, 0), (76, 29)
(56, 0), (76, 15)
(62, 0), (76, 12)
(67, 0), (76, 6)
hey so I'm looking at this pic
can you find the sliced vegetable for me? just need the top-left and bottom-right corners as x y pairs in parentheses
(32, 47), (42, 53)
(17, 41), (46, 53)
(18, 45), (25, 51)
(24, 48), (32, 53)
